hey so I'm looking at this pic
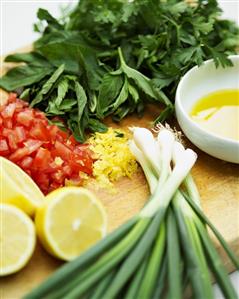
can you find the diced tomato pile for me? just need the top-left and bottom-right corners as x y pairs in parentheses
(0, 94), (94, 194)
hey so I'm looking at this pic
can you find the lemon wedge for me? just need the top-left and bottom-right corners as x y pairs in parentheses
(0, 204), (36, 276)
(35, 187), (107, 261)
(0, 157), (44, 216)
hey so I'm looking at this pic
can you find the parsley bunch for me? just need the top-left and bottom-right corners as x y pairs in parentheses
(0, 0), (238, 141)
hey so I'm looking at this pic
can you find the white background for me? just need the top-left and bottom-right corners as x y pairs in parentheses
(0, 1), (238, 298)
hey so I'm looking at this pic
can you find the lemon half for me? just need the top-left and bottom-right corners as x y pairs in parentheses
(0, 157), (44, 216)
(35, 187), (107, 261)
(0, 204), (36, 276)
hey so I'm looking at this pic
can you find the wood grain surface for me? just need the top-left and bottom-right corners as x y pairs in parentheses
(0, 47), (238, 299)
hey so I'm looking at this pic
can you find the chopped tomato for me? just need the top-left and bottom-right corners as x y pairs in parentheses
(7, 133), (18, 151)
(48, 181), (62, 193)
(0, 139), (9, 154)
(68, 135), (78, 146)
(9, 147), (30, 162)
(33, 172), (50, 193)
(51, 171), (65, 184)
(19, 156), (33, 170)
(29, 122), (50, 141)
(3, 118), (13, 129)
(24, 139), (43, 153)
(62, 164), (72, 176)
(15, 126), (26, 143)
(33, 147), (51, 169)
(1, 102), (16, 118)
(47, 125), (59, 141)
(16, 110), (34, 127)
(0, 94), (94, 194)
(56, 128), (69, 141)
(53, 141), (72, 160)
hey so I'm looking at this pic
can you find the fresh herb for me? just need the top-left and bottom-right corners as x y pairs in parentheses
(23, 127), (239, 299)
(0, 0), (238, 141)
(115, 131), (124, 138)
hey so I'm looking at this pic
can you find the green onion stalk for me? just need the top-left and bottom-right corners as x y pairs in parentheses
(24, 127), (238, 299)
(130, 127), (239, 299)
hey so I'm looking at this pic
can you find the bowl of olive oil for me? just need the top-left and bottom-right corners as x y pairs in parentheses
(175, 55), (239, 163)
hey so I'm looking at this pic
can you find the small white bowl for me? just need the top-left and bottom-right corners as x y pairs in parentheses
(175, 55), (239, 164)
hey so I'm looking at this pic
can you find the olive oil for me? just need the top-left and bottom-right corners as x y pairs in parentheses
(190, 89), (239, 141)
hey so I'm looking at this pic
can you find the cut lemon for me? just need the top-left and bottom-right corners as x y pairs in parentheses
(35, 187), (107, 261)
(0, 157), (44, 216)
(0, 204), (36, 276)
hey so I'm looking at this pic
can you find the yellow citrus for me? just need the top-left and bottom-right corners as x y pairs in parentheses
(0, 157), (44, 216)
(0, 204), (36, 276)
(35, 187), (107, 261)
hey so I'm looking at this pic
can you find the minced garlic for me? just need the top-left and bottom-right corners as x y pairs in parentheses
(87, 128), (138, 191)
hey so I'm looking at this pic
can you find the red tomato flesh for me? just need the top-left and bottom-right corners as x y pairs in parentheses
(0, 94), (94, 194)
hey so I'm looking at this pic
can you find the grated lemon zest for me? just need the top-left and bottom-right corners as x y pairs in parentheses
(87, 128), (138, 191)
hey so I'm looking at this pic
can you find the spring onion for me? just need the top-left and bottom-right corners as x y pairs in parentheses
(24, 126), (239, 299)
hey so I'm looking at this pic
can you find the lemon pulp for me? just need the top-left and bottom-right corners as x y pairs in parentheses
(190, 89), (239, 141)
(35, 187), (107, 261)
(0, 157), (44, 216)
(0, 204), (36, 276)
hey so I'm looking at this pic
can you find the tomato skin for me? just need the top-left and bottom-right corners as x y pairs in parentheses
(8, 93), (18, 103)
(8, 140), (42, 162)
(34, 110), (48, 121)
(68, 135), (78, 146)
(29, 122), (50, 141)
(15, 126), (26, 143)
(19, 156), (33, 170)
(2, 128), (11, 138)
(48, 125), (59, 142)
(55, 128), (69, 141)
(7, 133), (18, 151)
(53, 141), (72, 160)
(24, 139), (43, 153)
(0, 138), (9, 154)
(33, 147), (51, 169)
(0, 96), (94, 194)
(9, 147), (30, 162)
(62, 165), (72, 176)
(1, 103), (16, 118)
(3, 118), (13, 129)
(33, 172), (50, 194)
(16, 110), (34, 127)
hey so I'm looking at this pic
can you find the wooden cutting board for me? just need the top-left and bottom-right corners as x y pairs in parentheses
(0, 47), (239, 299)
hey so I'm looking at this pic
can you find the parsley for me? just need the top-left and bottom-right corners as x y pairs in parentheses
(0, 0), (238, 142)
(115, 131), (124, 138)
